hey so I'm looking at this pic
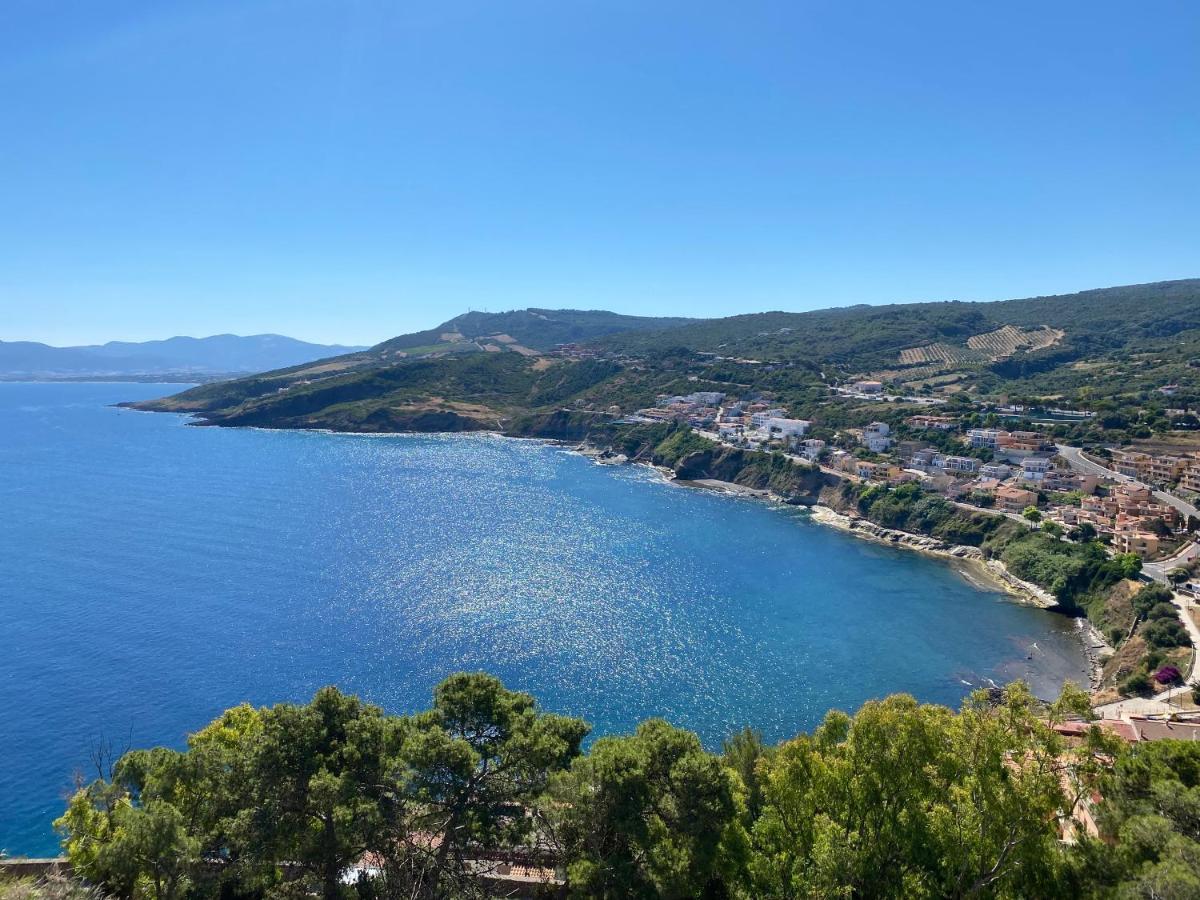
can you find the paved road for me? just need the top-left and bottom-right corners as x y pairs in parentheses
(1144, 542), (1200, 583)
(1056, 443), (1124, 480)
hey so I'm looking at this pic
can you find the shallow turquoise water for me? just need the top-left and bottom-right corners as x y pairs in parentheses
(0, 382), (1088, 856)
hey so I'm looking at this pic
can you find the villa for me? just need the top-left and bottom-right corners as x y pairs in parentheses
(798, 438), (825, 461)
(996, 484), (1038, 514)
(1019, 457), (1053, 483)
(862, 421), (892, 453)
(933, 454), (979, 474)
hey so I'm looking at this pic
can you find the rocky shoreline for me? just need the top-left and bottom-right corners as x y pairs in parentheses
(573, 448), (1110, 691)
(805, 505), (1061, 608)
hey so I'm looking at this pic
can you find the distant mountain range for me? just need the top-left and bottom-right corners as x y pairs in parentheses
(0, 334), (368, 380)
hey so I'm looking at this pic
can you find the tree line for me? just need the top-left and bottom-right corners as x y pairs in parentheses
(56, 674), (1200, 899)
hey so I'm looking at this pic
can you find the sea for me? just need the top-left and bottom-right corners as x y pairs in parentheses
(0, 382), (1089, 856)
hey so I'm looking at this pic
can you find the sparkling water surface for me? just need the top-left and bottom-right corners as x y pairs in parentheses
(0, 382), (1088, 855)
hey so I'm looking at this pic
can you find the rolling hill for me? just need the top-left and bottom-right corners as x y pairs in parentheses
(128, 279), (1200, 433)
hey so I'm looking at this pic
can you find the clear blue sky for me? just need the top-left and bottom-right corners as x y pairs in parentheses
(2, 0), (1198, 346)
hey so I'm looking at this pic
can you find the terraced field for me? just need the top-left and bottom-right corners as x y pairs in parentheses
(897, 342), (983, 367)
(967, 325), (1063, 359)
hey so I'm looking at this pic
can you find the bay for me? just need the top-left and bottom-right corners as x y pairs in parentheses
(0, 382), (1088, 856)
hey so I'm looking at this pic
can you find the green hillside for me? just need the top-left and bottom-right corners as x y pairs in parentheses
(600, 278), (1200, 369)
(377, 307), (693, 352)
(128, 279), (1200, 435)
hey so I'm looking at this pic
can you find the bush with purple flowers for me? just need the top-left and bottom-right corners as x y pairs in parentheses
(1153, 665), (1182, 685)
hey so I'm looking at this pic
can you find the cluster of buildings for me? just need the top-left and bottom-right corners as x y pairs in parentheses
(815, 422), (1187, 558)
(634, 391), (729, 428)
(636, 389), (1194, 561)
(635, 393), (816, 452)
(1055, 484), (1183, 556)
(714, 400), (811, 449)
(551, 342), (600, 360)
(1110, 449), (1200, 494)
(906, 414), (958, 431)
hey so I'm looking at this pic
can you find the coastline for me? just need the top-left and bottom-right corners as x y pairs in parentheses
(123, 413), (1108, 690)
(621, 461), (1056, 609)
(671, 479), (1108, 690)
(806, 504), (1058, 608)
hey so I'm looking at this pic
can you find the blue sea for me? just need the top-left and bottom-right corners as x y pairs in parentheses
(0, 382), (1089, 856)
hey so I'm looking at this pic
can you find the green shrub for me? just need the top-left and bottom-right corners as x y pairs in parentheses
(1121, 671), (1152, 695)
(1131, 584), (1175, 617)
(1145, 602), (1181, 621)
(1142, 617), (1190, 649)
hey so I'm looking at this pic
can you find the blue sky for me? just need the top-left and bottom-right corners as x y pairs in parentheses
(2, 1), (1198, 346)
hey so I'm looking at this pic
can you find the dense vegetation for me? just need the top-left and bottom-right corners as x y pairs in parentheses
(836, 481), (1143, 611)
(840, 481), (1021, 548)
(1079, 738), (1200, 895)
(375, 309), (694, 353)
(56, 673), (1200, 900)
(0, 875), (106, 900)
(599, 278), (1200, 368)
(996, 533), (1141, 613)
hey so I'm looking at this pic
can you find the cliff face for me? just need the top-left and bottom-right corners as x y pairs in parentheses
(505, 409), (612, 441)
(670, 447), (834, 505)
(508, 415), (836, 505)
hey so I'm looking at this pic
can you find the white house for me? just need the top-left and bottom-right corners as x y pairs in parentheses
(1020, 457), (1053, 482)
(862, 422), (892, 453)
(967, 429), (1003, 449)
(765, 417), (810, 442)
(799, 438), (826, 461)
(934, 455), (979, 474)
(750, 408), (790, 428)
